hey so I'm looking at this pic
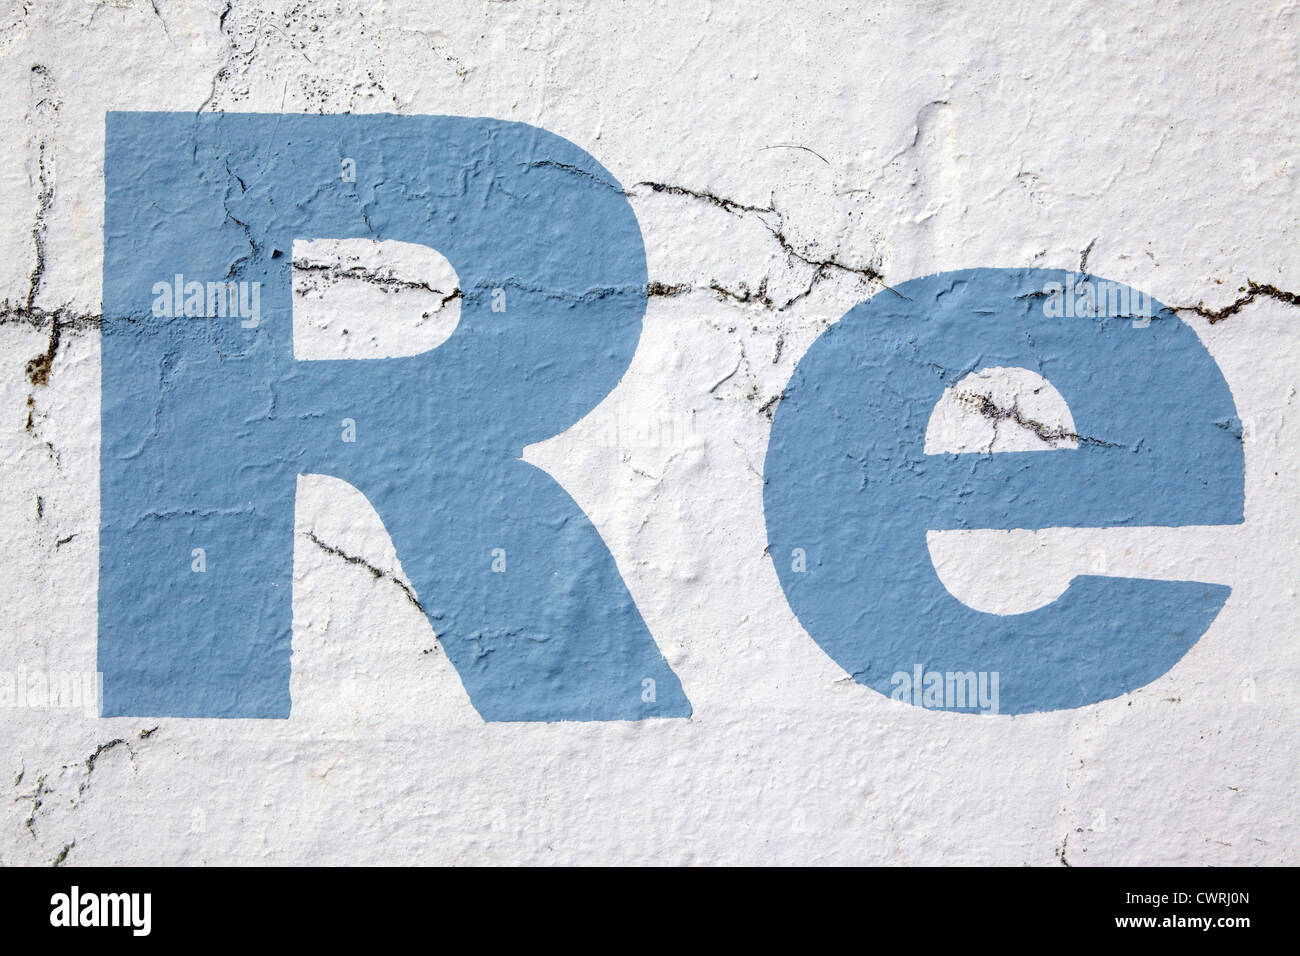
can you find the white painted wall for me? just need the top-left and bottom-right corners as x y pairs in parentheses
(1, 0), (1295, 865)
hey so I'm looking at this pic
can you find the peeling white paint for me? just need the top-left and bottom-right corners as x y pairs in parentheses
(0, 0), (1296, 866)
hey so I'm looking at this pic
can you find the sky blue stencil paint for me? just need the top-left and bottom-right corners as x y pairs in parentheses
(764, 268), (1244, 714)
(101, 112), (690, 721)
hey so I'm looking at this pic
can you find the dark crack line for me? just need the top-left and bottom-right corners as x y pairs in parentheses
(710, 278), (775, 310)
(633, 180), (776, 216)
(23, 65), (59, 390)
(955, 391), (1121, 448)
(1080, 237), (1097, 273)
(17, 773), (50, 838)
(646, 280), (691, 298)
(631, 179), (902, 304)
(26, 144), (51, 314)
(77, 727), (156, 798)
(523, 160), (622, 191)
(291, 260), (462, 305)
(80, 738), (132, 796)
(760, 143), (830, 165)
(759, 220), (902, 299)
(1173, 281), (1300, 324)
(303, 530), (425, 614)
(1, 306), (102, 332)
(148, 0), (175, 45)
(757, 392), (784, 420)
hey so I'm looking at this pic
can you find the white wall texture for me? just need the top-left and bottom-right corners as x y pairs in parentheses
(0, 0), (1296, 865)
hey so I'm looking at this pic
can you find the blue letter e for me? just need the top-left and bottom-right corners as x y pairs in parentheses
(764, 268), (1243, 714)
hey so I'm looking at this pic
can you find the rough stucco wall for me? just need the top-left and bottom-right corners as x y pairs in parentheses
(0, 0), (1296, 865)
